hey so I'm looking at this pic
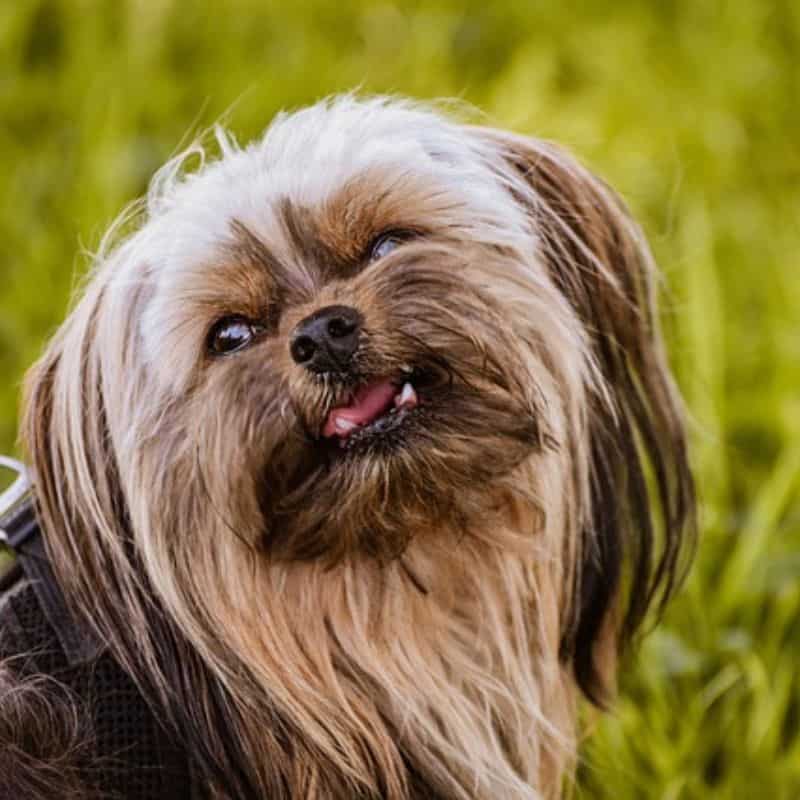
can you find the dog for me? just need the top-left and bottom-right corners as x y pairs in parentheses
(0, 95), (694, 799)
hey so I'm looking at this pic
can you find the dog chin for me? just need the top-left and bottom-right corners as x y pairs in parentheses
(261, 364), (542, 563)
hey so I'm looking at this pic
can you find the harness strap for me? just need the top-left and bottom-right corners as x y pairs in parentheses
(1, 457), (195, 798)
(0, 459), (103, 666)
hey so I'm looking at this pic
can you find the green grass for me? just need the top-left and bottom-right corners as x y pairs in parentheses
(1, 1), (798, 796)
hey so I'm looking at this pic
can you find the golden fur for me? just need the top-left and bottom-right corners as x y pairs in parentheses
(6, 96), (694, 799)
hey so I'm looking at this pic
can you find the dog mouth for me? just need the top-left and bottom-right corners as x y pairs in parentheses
(321, 375), (420, 450)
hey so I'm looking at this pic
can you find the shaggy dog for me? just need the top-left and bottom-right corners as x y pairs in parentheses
(0, 96), (694, 799)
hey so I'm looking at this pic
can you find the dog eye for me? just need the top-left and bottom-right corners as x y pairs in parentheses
(369, 231), (410, 262)
(207, 316), (265, 356)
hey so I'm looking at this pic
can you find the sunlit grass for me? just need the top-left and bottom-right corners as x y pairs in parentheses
(1, 1), (798, 796)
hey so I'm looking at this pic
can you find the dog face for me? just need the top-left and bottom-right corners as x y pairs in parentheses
(22, 97), (694, 798)
(126, 101), (586, 569)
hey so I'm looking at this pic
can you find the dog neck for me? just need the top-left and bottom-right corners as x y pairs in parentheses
(185, 489), (576, 800)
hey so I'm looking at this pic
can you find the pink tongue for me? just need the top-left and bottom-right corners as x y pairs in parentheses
(323, 379), (398, 438)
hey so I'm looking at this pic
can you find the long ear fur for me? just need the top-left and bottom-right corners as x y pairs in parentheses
(20, 280), (268, 799)
(479, 129), (696, 703)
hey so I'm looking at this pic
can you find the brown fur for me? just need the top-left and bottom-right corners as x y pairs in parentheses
(3, 97), (694, 799)
(0, 665), (97, 799)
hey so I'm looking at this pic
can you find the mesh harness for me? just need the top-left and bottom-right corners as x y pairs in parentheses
(0, 459), (194, 798)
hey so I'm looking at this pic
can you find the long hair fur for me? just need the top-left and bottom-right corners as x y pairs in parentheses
(9, 96), (694, 799)
(0, 664), (96, 799)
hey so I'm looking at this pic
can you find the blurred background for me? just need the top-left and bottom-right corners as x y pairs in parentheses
(1, 0), (798, 796)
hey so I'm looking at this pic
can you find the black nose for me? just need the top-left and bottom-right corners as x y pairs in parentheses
(290, 305), (362, 372)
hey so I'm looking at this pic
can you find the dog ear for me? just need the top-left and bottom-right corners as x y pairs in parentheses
(478, 128), (696, 703)
(21, 279), (269, 799)
(21, 280), (144, 647)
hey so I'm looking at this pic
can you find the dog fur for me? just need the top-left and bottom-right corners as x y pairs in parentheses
(3, 95), (695, 799)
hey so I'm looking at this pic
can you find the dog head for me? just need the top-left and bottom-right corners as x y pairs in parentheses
(22, 96), (694, 796)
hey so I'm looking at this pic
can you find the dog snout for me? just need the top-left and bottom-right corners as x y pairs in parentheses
(290, 305), (362, 373)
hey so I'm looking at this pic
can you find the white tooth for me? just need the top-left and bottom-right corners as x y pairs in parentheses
(335, 417), (358, 433)
(400, 363), (413, 374)
(398, 382), (417, 407)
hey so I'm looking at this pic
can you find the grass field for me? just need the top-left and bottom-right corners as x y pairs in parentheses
(1, 1), (798, 797)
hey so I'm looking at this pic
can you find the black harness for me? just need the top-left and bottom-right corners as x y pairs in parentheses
(0, 459), (195, 799)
